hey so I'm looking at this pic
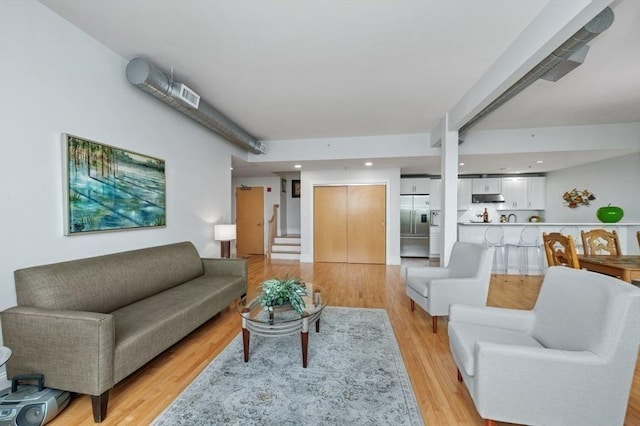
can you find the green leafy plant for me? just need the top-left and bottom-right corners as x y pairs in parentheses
(258, 276), (307, 314)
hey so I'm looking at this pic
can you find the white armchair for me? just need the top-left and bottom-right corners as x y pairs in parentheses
(405, 242), (495, 333)
(448, 266), (640, 426)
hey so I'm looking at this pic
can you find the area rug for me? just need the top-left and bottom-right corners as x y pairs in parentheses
(152, 307), (424, 425)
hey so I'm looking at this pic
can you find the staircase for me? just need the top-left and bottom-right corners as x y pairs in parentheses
(270, 235), (301, 261)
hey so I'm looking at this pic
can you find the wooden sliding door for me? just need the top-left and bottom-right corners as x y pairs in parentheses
(314, 186), (348, 262)
(313, 184), (386, 264)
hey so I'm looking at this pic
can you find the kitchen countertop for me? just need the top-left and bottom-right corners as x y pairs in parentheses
(458, 222), (640, 226)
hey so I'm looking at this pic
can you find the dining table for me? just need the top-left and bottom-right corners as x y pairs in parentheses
(577, 255), (640, 283)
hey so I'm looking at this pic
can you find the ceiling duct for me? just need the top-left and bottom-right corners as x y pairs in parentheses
(458, 6), (614, 140)
(126, 57), (265, 154)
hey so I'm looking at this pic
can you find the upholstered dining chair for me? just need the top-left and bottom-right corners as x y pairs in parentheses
(542, 232), (580, 269)
(405, 242), (494, 333)
(581, 228), (621, 255)
(448, 266), (640, 426)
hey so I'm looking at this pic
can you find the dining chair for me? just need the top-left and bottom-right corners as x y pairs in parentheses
(505, 226), (543, 277)
(542, 232), (580, 269)
(482, 226), (505, 275)
(581, 228), (621, 256)
(637, 230), (640, 251)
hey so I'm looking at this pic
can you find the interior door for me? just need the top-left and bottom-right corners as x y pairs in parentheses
(314, 186), (348, 262)
(236, 186), (264, 255)
(347, 185), (386, 264)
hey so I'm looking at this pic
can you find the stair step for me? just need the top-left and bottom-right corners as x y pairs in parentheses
(271, 244), (301, 253)
(274, 237), (301, 244)
(270, 252), (301, 260)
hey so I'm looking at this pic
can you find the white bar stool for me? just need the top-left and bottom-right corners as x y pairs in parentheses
(506, 226), (543, 278)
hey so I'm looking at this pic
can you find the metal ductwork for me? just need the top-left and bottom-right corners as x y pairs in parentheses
(126, 57), (265, 154)
(458, 6), (614, 140)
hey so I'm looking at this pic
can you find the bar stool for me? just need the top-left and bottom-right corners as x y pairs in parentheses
(560, 225), (583, 254)
(506, 226), (543, 278)
(482, 226), (506, 276)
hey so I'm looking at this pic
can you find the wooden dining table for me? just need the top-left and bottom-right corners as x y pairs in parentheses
(577, 255), (640, 283)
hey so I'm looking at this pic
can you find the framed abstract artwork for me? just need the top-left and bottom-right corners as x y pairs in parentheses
(62, 133), (166, 235)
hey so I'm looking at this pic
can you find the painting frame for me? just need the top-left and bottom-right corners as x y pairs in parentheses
(62, 133), (166, 235)
(292, 179), (301, 198)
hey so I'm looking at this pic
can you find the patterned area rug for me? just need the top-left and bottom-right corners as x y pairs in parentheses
(153, 307), (423, 425)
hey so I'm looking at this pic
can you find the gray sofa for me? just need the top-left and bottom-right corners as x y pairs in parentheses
(0, 241), (247, 422)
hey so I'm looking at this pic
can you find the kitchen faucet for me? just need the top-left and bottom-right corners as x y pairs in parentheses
(508, 213), (517, 223)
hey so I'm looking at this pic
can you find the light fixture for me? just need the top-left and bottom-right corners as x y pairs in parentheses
(365, 162), (373, 166)
(294, 164), (301, 169)
(214, 224), (236, 258)
(459, 162), (465, 166)
(536, 160), (544, 164)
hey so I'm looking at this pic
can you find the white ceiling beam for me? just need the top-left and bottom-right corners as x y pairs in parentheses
(431, 0), (613, 147)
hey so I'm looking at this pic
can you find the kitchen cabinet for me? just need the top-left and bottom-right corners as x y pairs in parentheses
(400, 177), (430, 194)
(430, 179), (442, 210)
(498, 176), (546, 210)
(429, 226), (441, 258)
(472, 178), (501, 194)
(458, 179), (472, 210)
(500, 177), (528, 210)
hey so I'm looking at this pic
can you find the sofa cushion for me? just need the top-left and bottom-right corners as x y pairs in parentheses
(449, 322), (543, 376)
(14, 242), (204, 313)
(111, 273), (244, 382)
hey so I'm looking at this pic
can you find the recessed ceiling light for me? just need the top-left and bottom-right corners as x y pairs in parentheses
(459, 162), (465, 166)
(536, 160), (544, 164)
(365, 162), (373, 166)
(294, 164), (301, 169)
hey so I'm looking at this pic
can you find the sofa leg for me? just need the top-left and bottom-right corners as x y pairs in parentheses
(457, 368), (462, 382)
(432, 316), (438, 333)
(485, 420), (496, 426)
(410, 299), (415, 311)
(91, 390), (109, 423)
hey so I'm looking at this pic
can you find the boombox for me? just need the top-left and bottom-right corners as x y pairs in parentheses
(0, 375), (70, 426)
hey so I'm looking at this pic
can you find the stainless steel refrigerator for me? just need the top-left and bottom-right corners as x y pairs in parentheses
(400, 195), (430, 257)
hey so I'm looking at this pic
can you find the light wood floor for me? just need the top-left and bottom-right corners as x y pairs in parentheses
(50, 256), (640, 425)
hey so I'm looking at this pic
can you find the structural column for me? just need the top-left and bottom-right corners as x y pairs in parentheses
(439, 114), (459, 266)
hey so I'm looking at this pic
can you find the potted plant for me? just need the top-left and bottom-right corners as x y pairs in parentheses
(258, 276), (307, 315)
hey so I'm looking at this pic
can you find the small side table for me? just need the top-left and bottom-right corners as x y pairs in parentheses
(0, 346), (11, 367)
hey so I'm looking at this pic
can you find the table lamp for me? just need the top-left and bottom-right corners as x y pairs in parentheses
(215, 224), (236, 258)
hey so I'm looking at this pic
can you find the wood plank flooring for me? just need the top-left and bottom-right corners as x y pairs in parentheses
(49, 256), (640, 425)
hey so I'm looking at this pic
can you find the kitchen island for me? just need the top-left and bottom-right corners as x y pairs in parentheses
(458, 222), (640, 275)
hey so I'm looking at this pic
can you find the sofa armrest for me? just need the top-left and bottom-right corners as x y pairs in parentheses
(202, 257), (247, 279)
(0, 306), (115, 395)
(449, 304), (535, 332)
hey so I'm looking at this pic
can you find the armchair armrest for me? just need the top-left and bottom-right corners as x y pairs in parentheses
(0, 306), (114, 395)
(473, 342), (614, 423)
(405, 266), (450, 280)
(449, 304), (535, 332)
(202, 257), (247, 279)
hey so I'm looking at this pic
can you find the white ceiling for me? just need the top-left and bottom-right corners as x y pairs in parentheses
(41, 0), (640, 177)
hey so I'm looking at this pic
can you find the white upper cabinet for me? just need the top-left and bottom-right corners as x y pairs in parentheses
(430, 179), (442, 210)
(500, 177), (528, 210)
(527, 177), (546, 209)
(400, 177), (430, 194)
(498, 176), (546, 210)
(458, 179), (472, 210)
(472, 178), (502, 194)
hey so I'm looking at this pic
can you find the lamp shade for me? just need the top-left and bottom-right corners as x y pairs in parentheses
(214, 224), (236, 241)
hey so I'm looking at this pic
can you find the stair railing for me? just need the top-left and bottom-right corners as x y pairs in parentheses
(267, 204), (279, 258)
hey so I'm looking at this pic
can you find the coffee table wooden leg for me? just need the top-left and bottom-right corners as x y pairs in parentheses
(242, 327), (250, 362)
(301, 331), (309, 368)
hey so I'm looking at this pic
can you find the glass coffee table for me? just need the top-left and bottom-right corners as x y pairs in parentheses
(238, 285), (328, 368)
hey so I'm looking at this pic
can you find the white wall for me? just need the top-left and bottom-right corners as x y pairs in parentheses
(0, 2), (246, 317)
(545, 153), (640, 223)
(299, 168), (401, 265)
